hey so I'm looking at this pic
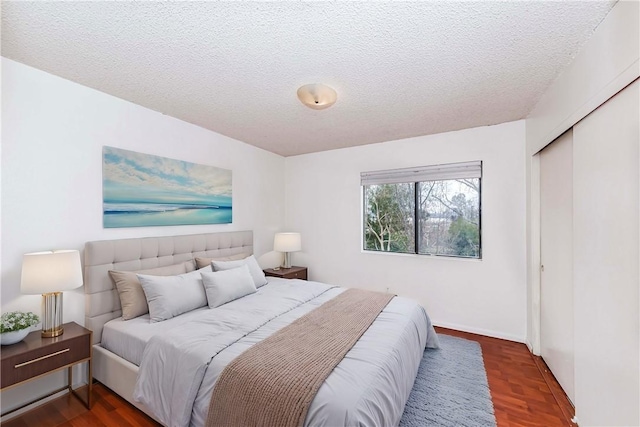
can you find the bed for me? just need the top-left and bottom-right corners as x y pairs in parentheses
(84, 231), (439, 427)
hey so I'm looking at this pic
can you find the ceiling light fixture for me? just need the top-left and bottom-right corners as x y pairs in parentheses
(297, 84), (337, 110)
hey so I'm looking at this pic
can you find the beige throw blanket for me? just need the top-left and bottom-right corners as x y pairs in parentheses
(206, 288), (394, 427)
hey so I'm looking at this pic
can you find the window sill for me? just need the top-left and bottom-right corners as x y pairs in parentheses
(361, 249), (482, 262)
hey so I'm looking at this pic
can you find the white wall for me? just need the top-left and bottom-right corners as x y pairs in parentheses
(285, 120), (527, 342)
(0, 58), (285, 412)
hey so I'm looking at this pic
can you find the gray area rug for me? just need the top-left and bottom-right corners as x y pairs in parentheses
(399, 334), (497, 427)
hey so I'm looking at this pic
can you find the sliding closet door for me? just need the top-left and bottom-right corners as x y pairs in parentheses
(573, 79), (639, 426)
(540, 129), (574, 403)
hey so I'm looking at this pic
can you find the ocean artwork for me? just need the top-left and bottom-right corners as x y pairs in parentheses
(102, 147), (232, 228)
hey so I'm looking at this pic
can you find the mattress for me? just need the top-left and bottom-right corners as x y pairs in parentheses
(101, 306), (209, 366)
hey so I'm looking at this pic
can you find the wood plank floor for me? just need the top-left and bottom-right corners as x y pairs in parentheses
(2, 328), (575, 427)
(436, 327), (576, 427)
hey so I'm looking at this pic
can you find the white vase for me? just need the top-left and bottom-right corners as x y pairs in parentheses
(0, 328), (30, 345)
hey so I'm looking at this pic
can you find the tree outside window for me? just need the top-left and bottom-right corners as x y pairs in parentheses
(363, 174), (481, 259)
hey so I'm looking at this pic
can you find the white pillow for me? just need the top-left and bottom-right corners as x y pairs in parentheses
(137, 269), (207, 322)
(211, 255), (267, 287)
(201, 265), (257, 308)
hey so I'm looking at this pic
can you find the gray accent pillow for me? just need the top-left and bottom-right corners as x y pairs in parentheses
(108, 260), (195, 320)
(211, 255), (267, 287)
(201, 265), (257, 308)
(137, 269), (207, 322)
(195, 253), (247, 270)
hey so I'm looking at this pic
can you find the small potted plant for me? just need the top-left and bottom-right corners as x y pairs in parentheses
(0, 311), (40, 345)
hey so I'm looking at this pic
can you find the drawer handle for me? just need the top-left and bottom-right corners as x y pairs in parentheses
(14, 348), (70, 368)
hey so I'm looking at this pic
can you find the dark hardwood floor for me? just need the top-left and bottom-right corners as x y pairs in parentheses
(436, 327), (576, 427)
(2, 328), (575, 427)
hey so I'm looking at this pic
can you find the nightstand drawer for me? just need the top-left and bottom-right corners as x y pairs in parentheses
(287, 270), (307, 280)
(1, 333), (90, 388)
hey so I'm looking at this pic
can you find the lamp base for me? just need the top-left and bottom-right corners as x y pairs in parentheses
(42, 327), (64, 338)
(41, 292), (64, 338)
(282, 252), (292, 269)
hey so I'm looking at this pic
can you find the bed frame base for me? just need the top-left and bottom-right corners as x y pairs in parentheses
(92, 345), (161, 424)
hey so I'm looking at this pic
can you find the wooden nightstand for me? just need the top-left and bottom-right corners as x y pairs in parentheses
(264, 266), (308, 280)
(1, 322), (92, 416)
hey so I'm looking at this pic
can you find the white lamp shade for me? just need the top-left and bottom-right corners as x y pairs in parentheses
(274, 233), (302, 252)
(21, 250), (83, 294)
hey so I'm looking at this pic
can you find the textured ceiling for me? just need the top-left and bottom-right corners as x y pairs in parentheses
(2, 1), (615, 156)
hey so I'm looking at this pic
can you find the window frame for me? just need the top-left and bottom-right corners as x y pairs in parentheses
(361, 162), (482, 260)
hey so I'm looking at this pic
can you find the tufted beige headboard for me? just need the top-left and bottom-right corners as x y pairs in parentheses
(84, 231), (253, 344)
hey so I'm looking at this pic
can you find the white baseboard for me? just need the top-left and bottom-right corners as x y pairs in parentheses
(433, 320), (525, 343)
(525, 339), (533, 353)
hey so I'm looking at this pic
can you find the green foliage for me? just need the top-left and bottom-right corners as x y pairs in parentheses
(447, 217), (479, 257)
(0, 311), (39, 333)
(364, 184), (414, 252)
(364, 178), (480, 258)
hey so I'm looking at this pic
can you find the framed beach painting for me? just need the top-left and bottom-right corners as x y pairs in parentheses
(102, 147), (232, 228)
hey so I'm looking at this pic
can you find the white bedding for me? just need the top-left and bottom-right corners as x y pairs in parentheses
(106, 278), (439, 427)
(101, 306), (209, 366)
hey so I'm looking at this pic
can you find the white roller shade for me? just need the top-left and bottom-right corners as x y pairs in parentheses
(361, 161), (482, 186)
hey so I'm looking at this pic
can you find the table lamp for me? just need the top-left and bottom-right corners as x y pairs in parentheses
(274, 233), (301, 269)
(20, 250), (83, 338)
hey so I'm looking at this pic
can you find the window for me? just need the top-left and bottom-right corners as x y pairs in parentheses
(362, 161), (482, 259)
